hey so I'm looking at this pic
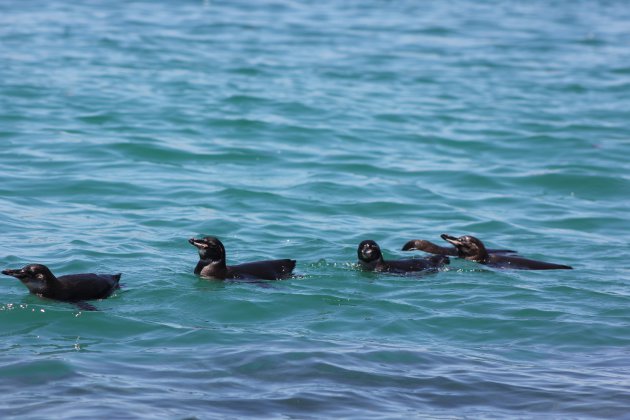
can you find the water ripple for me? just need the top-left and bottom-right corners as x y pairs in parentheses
(2, 0), (630, 417)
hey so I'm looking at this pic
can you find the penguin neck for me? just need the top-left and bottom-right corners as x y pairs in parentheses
(195, 259), (227, 276)
(360, 255), (384, 270)
(464, 249), (489, 263)
(22, 274), (57, 295)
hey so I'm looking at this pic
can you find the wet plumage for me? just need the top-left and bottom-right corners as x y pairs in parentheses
(189, 236), (296, 280)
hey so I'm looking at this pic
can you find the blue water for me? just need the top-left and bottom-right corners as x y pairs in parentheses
(2, 0), (630, 418)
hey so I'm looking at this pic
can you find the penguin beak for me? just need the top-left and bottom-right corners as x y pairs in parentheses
(189, 238), (206, 248)
(360, 245), (370, 258)
(441, 234), (460, 246)
(2, 268), (24, 279)
(361, 244), (376, 259)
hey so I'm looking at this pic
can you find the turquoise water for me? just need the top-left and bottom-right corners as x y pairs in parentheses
(1, 0), (630, 417)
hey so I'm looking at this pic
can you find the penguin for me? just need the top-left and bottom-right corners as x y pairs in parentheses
(440, 234), (572, 270)
(2, 264), (121, 310)
(402, 239), (516, 256)
(358, 240), (449, 274)
(189, 236), (296, 280)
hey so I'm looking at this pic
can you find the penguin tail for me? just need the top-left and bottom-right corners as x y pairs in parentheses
(113, 273), (122, 287)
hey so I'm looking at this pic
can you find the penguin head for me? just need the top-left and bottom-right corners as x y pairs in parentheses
(2, 264), (55, 294)
(401, 239), (431, 251)
(441, 234), (488, 261)
(357, 240), (383, 263)
(189, 236), (227, 262)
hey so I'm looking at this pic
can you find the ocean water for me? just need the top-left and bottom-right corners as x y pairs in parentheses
(1, 0), (630, 418)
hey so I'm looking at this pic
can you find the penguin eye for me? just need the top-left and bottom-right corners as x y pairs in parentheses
(36, 274), (45, 280)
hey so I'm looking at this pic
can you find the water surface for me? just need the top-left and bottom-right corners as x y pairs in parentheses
(1, 1), (630, 418)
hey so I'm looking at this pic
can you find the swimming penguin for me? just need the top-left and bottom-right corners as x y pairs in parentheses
(402, 239), (517, 256)
(189, 236), (296, 280)
(440, 234), (572, 270)
(2, 264), (121, 309)
(357, 240), (449, 273)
